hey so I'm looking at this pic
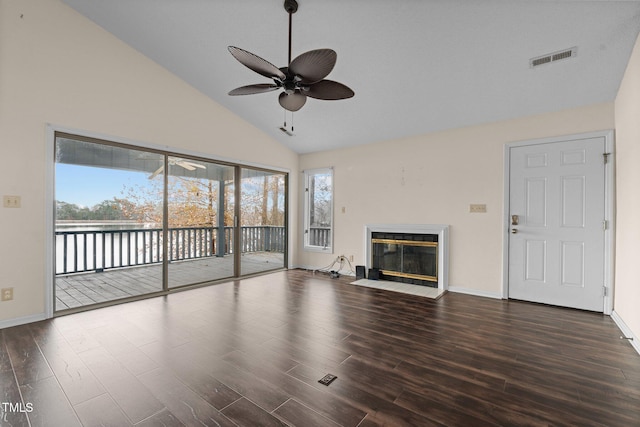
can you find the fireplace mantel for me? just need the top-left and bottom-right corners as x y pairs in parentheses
(364, 224), (449, 290)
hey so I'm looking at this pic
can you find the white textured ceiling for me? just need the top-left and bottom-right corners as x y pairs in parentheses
(61, 0), (640, 154)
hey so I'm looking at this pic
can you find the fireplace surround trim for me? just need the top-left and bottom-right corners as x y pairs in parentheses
(364, 224), (449, 290)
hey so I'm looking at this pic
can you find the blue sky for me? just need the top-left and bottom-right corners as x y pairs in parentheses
(56, 163), (286, 210)
(56, 164), (154, 207)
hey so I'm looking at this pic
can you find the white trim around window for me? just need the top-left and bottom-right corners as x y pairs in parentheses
(303, 167), (334, 253)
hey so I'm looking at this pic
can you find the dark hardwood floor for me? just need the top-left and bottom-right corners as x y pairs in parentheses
(1, 269), (639, 426)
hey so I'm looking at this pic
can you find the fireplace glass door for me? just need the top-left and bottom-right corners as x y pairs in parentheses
(371, 233), (438, 286)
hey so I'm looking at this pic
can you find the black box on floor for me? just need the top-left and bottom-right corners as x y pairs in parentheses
(368, 268), (380, 280)
(356, 265), (366, 279)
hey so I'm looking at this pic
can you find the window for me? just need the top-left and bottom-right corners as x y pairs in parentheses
(304, 168), (333, 252)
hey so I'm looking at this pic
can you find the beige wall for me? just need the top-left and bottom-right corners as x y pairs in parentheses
(299, 103), (615, 296)
(0, 0), (298, 325)
(614, 31), (640, 343)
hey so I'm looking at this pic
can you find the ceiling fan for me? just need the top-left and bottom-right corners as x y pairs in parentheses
(227, 0), (354, 112)
(149, 159), (206, 180)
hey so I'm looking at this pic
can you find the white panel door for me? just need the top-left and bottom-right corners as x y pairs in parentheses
(508, 137), (605, 311)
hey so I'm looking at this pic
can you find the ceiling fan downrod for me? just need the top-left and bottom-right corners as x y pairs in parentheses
(284, 0), (298, 65)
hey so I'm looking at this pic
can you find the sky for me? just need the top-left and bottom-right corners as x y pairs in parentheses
(56, 163), (286, 211)
(56, 163), (154, 208)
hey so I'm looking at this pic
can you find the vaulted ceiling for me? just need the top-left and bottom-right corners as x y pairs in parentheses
(61, 0), (640, 154)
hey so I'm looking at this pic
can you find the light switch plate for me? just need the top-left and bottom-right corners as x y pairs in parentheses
(3, 195), (21, 208)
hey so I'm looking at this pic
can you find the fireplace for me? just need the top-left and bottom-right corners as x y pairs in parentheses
(371, 232), (438, 287)
(364, 224), (449, 290)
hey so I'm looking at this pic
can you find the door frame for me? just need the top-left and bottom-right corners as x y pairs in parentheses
(501, 130), (615, 314)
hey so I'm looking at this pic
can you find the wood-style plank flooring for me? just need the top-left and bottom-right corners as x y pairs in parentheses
(2, 269), (639, 426)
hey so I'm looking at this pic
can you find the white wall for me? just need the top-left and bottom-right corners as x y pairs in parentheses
(614, 30), (640, 348)
(298, 103), (614, 297)
(0, 0), (298, 325)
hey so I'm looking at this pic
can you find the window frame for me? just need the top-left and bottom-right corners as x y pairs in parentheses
(303, 167), (334, 253)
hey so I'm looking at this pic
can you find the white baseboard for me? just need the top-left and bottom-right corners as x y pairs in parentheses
(447, 286), (503, 299)
(0, 313), (47, 330)
(611, 311), (640, 356)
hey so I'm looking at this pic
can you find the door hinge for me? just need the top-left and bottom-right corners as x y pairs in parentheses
(603, 286), (608, 297)
(603, 153), (611, 164)
(603, 220), (608, 230)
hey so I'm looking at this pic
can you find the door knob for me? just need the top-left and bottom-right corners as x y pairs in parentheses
(511, 228), (518, 234)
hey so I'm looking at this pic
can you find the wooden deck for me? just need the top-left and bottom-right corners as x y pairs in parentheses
(55, 252), (284, 311)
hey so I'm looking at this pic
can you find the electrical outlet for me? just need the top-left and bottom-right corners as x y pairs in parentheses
(349, 255), (354, 262)
(1, 287), (13, 301)
(469, 204), (487, 213)
(3, 195), (21, 208)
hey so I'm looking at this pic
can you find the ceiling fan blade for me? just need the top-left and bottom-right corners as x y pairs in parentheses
(174, 159), (206, 170)
(304, 80), (354, 100)
(187, 162), (206, 169)
(279, 91), (307, 111)
(289, 49), (337, 84)
(228, 46), (286, 81)
(176, 161), (196, 171)
(149, 165), (164, 180)
(228, 83), (280, 96)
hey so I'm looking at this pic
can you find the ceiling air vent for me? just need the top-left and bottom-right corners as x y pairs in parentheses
(530, 47), (577, 68)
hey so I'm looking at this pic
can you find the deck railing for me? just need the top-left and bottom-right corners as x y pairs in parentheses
(308, 226), (331, 248)
(55, 225), (286, 275)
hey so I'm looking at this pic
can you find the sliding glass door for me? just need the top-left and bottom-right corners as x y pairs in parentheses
(240, 168), (287, 276)
(54, 133), (287, 313)
(55, 137), (165, 311)
(166, 157), (236, 288)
